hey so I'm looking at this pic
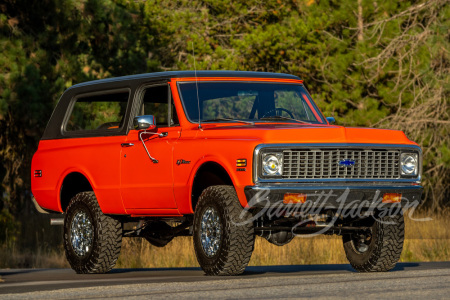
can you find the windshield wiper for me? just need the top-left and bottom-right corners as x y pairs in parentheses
(259, 116), (312, 124)
(202, 118), (255, 125)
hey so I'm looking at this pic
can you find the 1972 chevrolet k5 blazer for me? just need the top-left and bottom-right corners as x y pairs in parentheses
(31, 71), (422, 275)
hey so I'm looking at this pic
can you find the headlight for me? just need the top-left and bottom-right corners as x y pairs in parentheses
(401, 153), (418, 176)
(262, 153), (283, 176)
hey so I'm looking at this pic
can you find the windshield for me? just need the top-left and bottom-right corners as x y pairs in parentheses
(178, 82), (325, 124)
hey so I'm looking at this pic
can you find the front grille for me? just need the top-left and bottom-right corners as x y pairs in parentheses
(282, 149), (400, 179)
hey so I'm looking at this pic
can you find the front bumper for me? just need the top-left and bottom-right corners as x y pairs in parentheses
(244, 183), (423, 210)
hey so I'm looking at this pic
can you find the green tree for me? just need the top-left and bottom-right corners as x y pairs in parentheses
(0, 0), (159, 229)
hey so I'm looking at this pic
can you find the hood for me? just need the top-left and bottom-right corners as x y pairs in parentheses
(198, 123), (414, 145)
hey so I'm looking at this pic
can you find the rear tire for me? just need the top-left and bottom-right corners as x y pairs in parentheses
(64, 192), (122, 274)
(193, 185), (254, 275)
(343, 214), (405, 272)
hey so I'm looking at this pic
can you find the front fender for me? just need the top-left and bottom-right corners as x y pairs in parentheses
(187, 156), (249, 212)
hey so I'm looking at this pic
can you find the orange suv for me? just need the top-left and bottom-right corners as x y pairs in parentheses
(31, 71), (422, 275)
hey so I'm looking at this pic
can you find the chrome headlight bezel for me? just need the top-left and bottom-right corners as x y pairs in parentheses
(261, 152), (283, 177)
(400, 152), (419, 177)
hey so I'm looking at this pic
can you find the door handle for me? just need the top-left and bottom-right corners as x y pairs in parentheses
(121, 143), (134, 147)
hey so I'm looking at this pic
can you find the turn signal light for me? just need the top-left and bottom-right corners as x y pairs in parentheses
(382, 193), (402, 203)
(283, 193), (307, 204)
(236, 159), (247, 167)
(34, 170), (42, 177)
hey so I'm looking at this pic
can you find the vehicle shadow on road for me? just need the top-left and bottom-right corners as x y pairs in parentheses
(0, 269), (48, 277)
(109, 267), (202, 274)
(242, 262), (421, 275)
(107, 262), (421, 276)
(243, 264), (354, 275)
(0, 262), (425, 282)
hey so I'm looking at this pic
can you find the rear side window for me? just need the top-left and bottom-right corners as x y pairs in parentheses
(65, 91), (129, 132)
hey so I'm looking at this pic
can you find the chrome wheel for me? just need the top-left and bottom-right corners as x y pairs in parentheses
(200, 207), (222, 257)
(71, 211), (94, 257)
(193, 186), (255, 275)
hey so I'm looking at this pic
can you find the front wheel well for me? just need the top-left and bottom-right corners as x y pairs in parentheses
(60, 172), (93, 212)
(191, 162), (233, 212)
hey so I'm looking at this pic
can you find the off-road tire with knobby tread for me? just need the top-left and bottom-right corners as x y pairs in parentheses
(343, 214), (404, 272)
(193, 185), (255, 275)
(64, 192), (122, 274)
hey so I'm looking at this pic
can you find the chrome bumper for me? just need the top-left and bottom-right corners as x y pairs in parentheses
(244, 183), (423, 209)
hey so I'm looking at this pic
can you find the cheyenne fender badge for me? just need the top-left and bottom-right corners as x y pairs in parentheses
(176, 159), (191, 165)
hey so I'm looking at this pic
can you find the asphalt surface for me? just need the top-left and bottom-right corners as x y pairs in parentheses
(1, 262), (449, 299)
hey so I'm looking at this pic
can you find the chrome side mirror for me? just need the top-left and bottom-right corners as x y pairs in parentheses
(134, 115), (157, 130)
(326, 117), (336, 125)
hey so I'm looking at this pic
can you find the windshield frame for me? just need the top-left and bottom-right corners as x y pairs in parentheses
(175, 79), (326, 125)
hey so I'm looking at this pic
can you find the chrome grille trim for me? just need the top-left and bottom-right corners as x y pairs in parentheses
(253, 143), (422, 184)
(282, 149), (400, 179)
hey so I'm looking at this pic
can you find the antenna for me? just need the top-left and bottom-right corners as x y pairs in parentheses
(192, 41), (202, 129)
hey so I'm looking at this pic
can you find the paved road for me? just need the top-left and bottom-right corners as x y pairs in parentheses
(1, 262), (449, 299)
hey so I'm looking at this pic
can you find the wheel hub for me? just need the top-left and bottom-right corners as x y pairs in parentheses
(71, 211), (94, 257)
(353, 232), (372, 253)
(200, 207), (222, 257)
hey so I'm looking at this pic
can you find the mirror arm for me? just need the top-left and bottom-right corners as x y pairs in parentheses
(139, 131), (159, 163)
(133, 115), (167, 163)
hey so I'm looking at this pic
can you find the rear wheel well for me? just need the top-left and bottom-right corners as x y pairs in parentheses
(60, 172), (93, 212)
(191, 162), (233, 212)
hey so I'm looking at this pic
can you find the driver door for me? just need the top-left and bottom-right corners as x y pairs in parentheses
(120, 83), (181, 214)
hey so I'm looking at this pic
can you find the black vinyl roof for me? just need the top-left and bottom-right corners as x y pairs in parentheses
(68, 70), (301, 91)
(41, 70), (302, 140)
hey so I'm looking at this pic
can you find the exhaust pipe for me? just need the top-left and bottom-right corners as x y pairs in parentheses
(50, 218), (64, 226)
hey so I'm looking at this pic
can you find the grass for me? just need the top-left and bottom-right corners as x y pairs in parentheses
(0, 244), (69, 269)
(1, 210), (449, 269)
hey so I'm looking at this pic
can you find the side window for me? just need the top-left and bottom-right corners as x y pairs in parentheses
(66, 91), (129, 132)
(139, 85), (179, 127)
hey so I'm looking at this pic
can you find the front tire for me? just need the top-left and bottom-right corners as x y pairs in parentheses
(193, 186), (255, 275)
(343, 214), (405, 272)
(64, 192), (122, 274)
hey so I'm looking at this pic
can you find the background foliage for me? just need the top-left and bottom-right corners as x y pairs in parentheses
(0, 0), (448, 248)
